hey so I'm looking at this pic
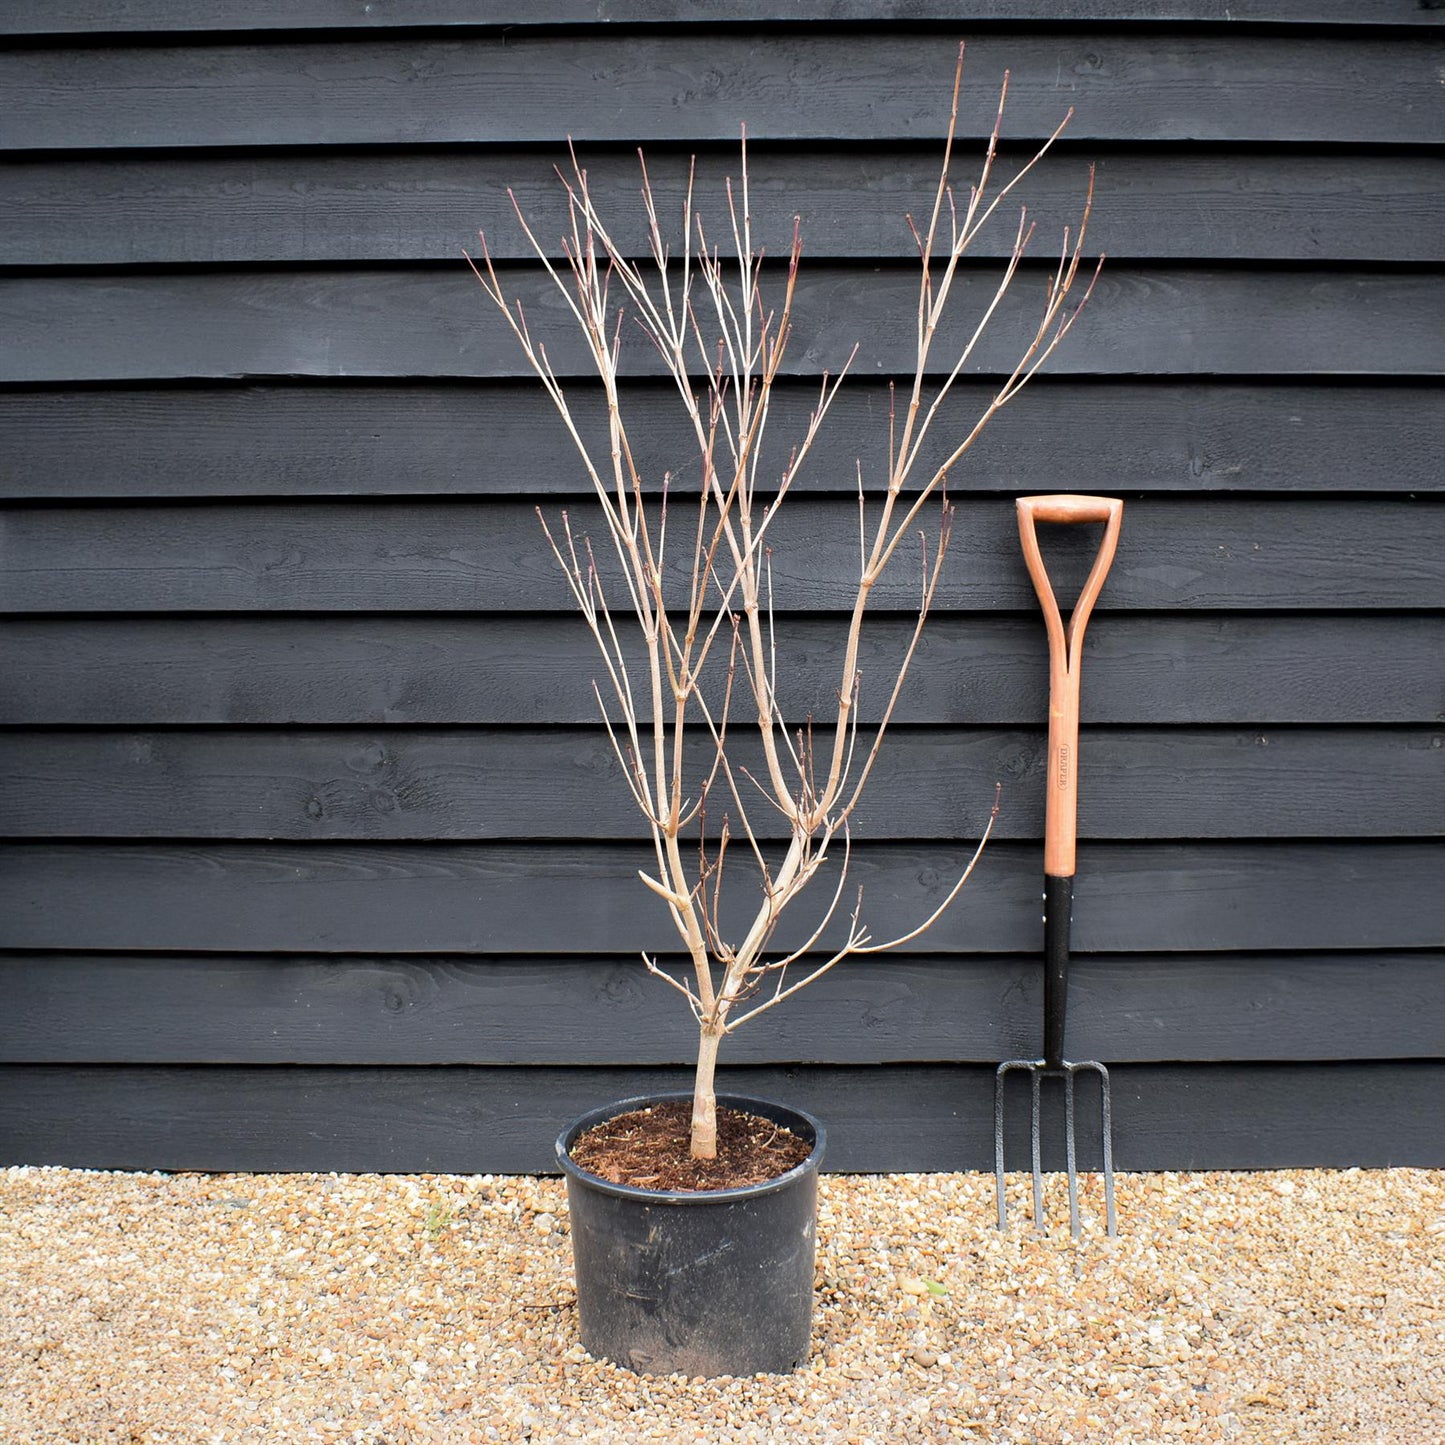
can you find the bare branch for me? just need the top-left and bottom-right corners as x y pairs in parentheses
(853, 785), (1002, 954)
(642, 953), (705, 1022)
(473, 67), (1097, 1159)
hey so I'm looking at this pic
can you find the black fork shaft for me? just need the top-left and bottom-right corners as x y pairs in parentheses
(1043, 874), (1073, 1069)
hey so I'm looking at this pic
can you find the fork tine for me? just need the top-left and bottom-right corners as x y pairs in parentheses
(1064, 1067), (1081, 1239)
(1094, 1062), (1118, 1237)
(1029, 1066), (1045, 1234)
(994, 1065), (1009, 1231)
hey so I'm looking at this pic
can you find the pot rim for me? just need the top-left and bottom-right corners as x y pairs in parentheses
(555, 1091), (826, 1205)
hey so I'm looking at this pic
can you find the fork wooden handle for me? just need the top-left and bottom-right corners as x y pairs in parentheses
(1016, 494), (1124, 879)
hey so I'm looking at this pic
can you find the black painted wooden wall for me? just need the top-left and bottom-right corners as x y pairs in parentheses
(1, 3), (1441, 1173)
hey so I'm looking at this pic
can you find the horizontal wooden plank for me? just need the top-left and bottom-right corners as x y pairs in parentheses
(1, 1062), (1439, 1171)
(5, 149), (1440, 266)
(3, 727), (1437, 841)
(2, 951), (1437, 1065)
(3, 615), (1439, 726)
(3, 381), (1439, 499)
(4, 497), (1438, 613)
(3, 3), (1438, 35)
(4, 266), (1441, 384)
(4, 34), (1440, 150)
(1, 840), (1439, 954)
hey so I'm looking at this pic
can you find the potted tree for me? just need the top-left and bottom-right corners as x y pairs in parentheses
(472, 48), (1098, 1376)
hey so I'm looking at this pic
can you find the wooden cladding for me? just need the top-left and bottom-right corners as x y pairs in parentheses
(3, 382), (1441, 499)
(5, 150), (1442, 266)
(3, 953), (1442, 1065)
(5, 266), (1443, 383)
(1, 1064), (1440, 1173)
(4, 2), (1441, 35)
(3, 840), (1440, 955)
(2, 497), (1440, 611)
(5, 615), (1439, 725)
(1, 5), (1441, 1171)
(5, 34), (1443, 149)
(3, 727), (1440, 841)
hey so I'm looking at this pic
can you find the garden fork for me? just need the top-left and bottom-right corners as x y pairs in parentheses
(995, 494), (1122, 1238)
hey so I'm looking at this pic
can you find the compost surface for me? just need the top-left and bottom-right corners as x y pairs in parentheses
(568, 1100), (813, 1191)
(2, 1166), (1441, 1443)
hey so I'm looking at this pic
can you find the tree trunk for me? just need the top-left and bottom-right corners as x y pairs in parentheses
(690, 1022), (724, 1160)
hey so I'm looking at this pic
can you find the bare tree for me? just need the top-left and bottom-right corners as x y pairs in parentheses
(472, 46), (1099, 1160)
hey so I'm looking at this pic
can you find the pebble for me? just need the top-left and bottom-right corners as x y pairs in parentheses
(1, 1165), (1442, 1443)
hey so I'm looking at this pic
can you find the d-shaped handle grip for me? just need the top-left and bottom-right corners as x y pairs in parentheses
(1016, 494), (1123, 878)
(1018, 493), (1122, 526)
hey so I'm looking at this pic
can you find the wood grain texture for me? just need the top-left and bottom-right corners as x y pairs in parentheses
(4, 615), (1439, 726)
(2, 951), (1439, 1065)
(4, 497), (1438, 613)
(5, 34), (1442, 151)
(5, 149), (1440, 266)
(1, 1062), (1440, 1172)
(3, 381), (1439, 500)
(5, 266), (1441, 384)
(3, 3), (1438, 34)
(3, 727), (1438, 841)
(1, 840), (1439, 954)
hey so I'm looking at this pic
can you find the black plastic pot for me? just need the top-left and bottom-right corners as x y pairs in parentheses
(556, 1092), (826, 1377)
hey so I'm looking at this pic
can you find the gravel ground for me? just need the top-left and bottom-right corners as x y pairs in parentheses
(2, 1165), (1441, 1444)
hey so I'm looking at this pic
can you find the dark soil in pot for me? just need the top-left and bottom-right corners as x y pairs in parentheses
(569, 1098), (813, 1192)
(557, 1093), (826, 1378)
